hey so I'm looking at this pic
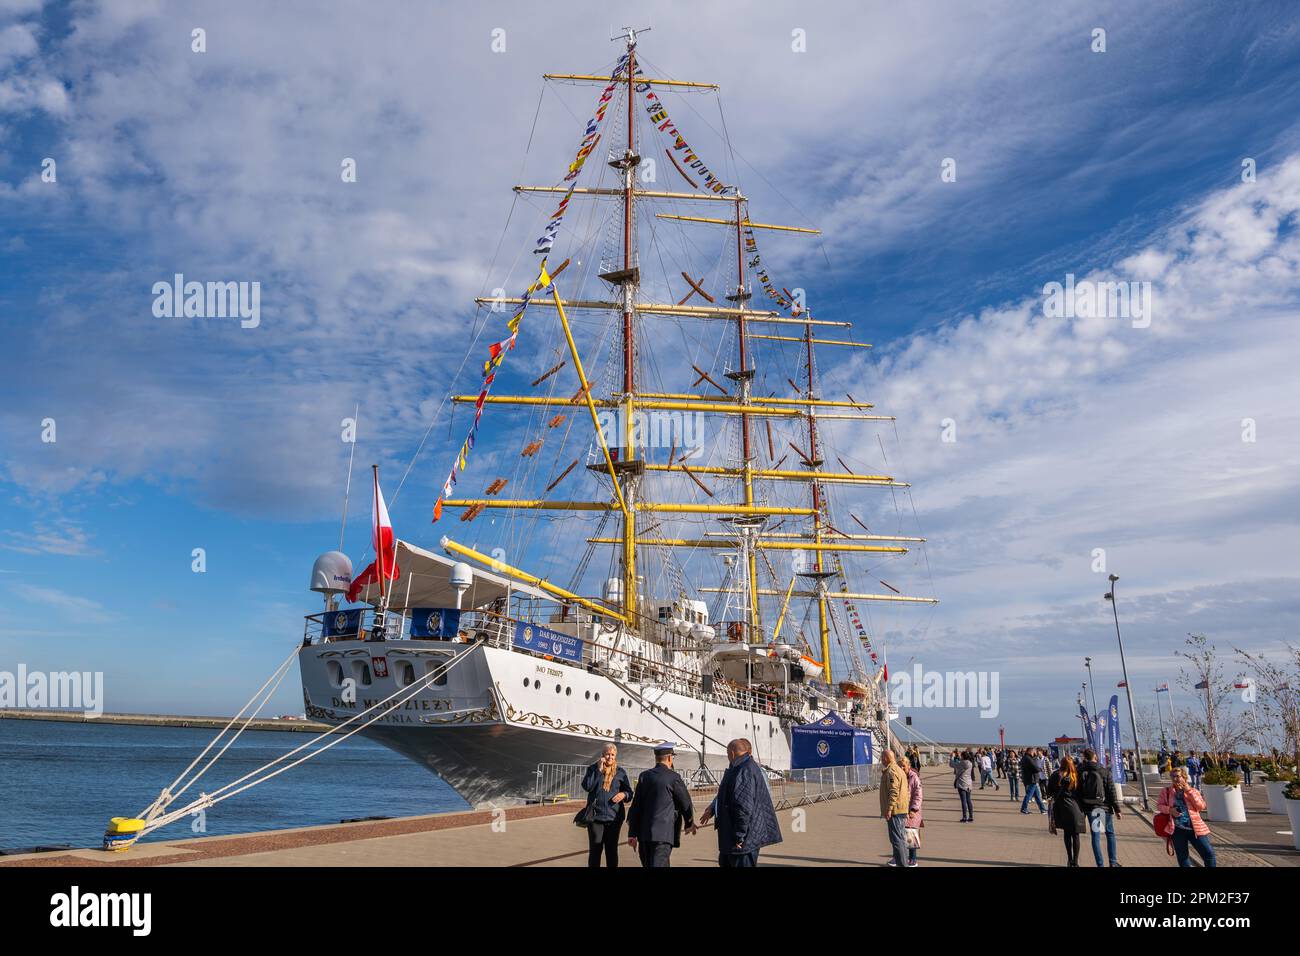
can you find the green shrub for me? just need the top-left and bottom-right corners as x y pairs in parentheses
(1284, 780), (1300, 801)
(1202, 766), (1239, 787)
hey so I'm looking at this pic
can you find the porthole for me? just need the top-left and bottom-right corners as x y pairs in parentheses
(555, 684), (562, 694)
(566, 687), (573, 696)
(594, 693), (600, 702)
(585, 690), (591, 700)
(326, 661), (344, 687)
(523, 678), (530, 688)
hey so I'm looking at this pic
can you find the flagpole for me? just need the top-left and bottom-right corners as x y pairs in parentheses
(371, 464), (389, 641)
(339, 403), (359, 550)
(373, 465), (385, 601)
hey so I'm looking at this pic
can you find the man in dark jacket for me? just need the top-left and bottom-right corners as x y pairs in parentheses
(1077, 747), (1122, 867)
(700, 738), (782, 867)
(626, 742), (696, 867)
(1019, 748), (1046, 813)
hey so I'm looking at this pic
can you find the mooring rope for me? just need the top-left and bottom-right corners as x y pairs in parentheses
(130, 641), (483, 841)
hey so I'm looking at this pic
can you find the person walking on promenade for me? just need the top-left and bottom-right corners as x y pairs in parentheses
(954, 749), (976, 823)
(627, 742), (696, 867)
(1047, 755), (1087, 866)
(580, 743), (633, 868)
(1006, 748), (1020, 802)
(698, 738), (781, 867)
(1185, 751), (1202, 789)
(1077, 747), (1121, 867)
(903, 755), (923, 867)
(1240, 756), (1253, 786)
(1037, 749), (1050, 794)
(1020, 748), (1047, 814)
(879, 749), (911, 864)
(1157, 767), (1217, 868)
(981, 750), (999, 790)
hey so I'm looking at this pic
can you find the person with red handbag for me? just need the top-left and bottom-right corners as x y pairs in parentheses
(1155, 766), (1217, 867)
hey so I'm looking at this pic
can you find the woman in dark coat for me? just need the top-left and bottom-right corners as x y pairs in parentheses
(1046, 755), (1088, 866)
(581, 743), (633, 867)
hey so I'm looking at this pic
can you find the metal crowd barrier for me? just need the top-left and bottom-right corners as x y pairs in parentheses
(533, 761), (878, 810)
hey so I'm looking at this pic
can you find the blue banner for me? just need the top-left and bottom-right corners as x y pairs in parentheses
(322, 608), (362, 638)
(512, 621), (583, 663)
(410, 607), (462, 639)
(790, 711), (874, 767)
(1107, 694), (1125, 783)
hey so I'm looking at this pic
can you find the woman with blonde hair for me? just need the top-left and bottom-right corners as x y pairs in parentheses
(580, 743), (633, 867)
(1046, 755), (1087, 866)
(1157, 766), (1217, 867)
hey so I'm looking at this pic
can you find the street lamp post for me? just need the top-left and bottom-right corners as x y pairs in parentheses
(1105, 574), (1149, 810)
(1084, 656), (1099, 719)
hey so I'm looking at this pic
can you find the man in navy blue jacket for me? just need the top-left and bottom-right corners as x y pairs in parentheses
(627, 742), (697, 867)
(700, 738), (783, 867)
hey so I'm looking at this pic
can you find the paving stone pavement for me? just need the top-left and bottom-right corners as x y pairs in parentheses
(3, 767), (1280, 867)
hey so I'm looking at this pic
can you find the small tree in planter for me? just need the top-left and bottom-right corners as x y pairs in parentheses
(1284, 781), (1300, 851)
(1180, 635), (1248, 821)
(1234, 643), (1300, 779)
(1179, 634), (1247, 763)
(1199, 764), (1247, 822)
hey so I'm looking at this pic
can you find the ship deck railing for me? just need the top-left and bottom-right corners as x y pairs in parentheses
(303, 608), (805, 718)
(533, 761), (879, 808)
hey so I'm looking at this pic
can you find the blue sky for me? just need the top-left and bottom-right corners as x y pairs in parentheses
(2, 1), (1299, 744)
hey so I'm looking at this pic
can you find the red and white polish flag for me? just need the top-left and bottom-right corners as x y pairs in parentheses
(347, 469), (401, 602)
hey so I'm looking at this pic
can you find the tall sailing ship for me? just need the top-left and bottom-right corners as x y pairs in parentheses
(296, 29), (937, 805)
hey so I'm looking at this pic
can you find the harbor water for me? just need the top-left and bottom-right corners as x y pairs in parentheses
(0, 718), (470, 852)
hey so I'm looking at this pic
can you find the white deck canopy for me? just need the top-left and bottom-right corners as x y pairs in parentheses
(354, 539), (548, 611)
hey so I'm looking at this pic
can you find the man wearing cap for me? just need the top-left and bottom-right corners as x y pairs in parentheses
(627, 741), (697, 867)
(699, 738), (782, 867)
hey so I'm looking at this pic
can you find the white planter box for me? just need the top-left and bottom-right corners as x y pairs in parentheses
(1286, 800), (1300, 851)
(1202, 784), (1246, 823)
(1265, 780), (1290, 815)
(1142, 764), (1158, 775)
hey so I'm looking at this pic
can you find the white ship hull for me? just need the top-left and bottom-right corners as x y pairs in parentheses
(299, 640), (794, 805)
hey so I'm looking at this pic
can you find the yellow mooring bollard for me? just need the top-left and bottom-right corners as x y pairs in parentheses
(102, 816), (145, 851)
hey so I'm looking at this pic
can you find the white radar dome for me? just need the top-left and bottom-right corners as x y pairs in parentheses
(310, 551), (354, 594)
(450, 562), (474, 589)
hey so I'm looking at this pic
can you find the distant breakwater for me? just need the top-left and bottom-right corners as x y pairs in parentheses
(0, 708), (330, 733)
